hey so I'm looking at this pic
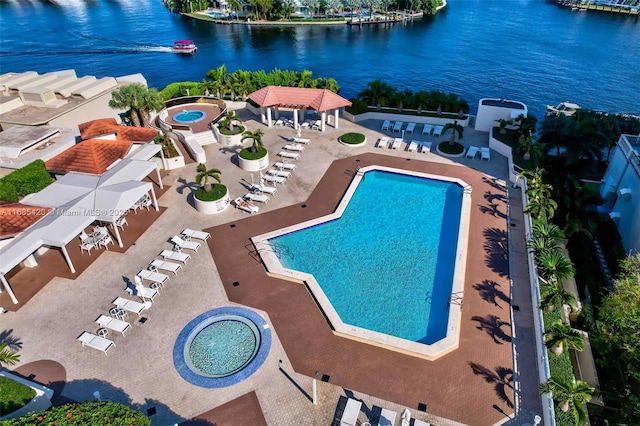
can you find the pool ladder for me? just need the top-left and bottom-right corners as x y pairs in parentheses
(258, 241), (294, 260)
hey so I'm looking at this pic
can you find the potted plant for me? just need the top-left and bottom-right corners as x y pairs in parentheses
(154, 133), (185, 170)
(437, 120), (465, 156)
(214, 111), (246, 146)
(496, 118), (511, 135)
(193, 163), (230, 214)
(238, 129), (269, 171)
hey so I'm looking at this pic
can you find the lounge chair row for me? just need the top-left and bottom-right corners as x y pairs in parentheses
(375, 137), (432, 154)
(236, 157), (297, 214)
(339, 398), (431, 426)
(465, 145), (491, 161)
(381, 120), (444, 137)
(275, 118), (322, 130)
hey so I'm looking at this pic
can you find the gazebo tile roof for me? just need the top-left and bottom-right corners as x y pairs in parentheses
(0, 202), (52, 239)
(45, 139), (133, 175)
(116, 127), (157, 142)
(78, 118), (119, 140)
(248, 86), (351, 112)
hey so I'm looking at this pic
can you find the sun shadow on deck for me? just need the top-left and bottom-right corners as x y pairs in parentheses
(483, 227), (509, 277)
(473, 279), (510, 309)
(471, 314), (512, 345)
(469, 362), (515, 409)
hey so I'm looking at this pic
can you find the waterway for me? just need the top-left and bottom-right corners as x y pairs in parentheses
(1, 0), (638, 119)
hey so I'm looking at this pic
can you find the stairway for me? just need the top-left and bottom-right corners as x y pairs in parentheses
(194, 131), (217, 146)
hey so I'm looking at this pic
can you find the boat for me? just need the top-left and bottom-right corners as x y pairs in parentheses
(546, 101), (581, 116)
(172, 40), (197, 55)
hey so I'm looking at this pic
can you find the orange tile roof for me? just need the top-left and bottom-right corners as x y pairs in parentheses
(116, 126), (157, 142)
(0, 202), (52, 239)
(45, 138), (133, 175)
(78, 118), (119, 140)
(248, 86), (351, 112)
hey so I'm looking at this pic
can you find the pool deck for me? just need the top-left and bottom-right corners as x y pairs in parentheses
(0, 112), (542, 425)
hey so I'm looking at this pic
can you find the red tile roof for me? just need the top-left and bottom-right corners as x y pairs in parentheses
(115, 126), (158, 142)
(45, 138), (133, 175)
(248, 86), (351, 112)
(78, 118), (119, 140)
(0, 202), (52, 239)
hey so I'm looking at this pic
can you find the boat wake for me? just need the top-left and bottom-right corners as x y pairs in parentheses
(0, 46), (174, 56)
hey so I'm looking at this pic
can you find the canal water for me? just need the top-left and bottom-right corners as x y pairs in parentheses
(1, 0), (638, 118)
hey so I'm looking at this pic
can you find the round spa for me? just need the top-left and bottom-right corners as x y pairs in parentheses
(173, 110), (206, 124)
(173, 306), (271, 388)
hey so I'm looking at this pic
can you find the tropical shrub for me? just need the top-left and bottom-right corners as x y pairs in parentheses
(357, 80), (469, 113)
(0, 181), (18, 202)
(345, 99), (368, 115)
(239, 146), (268, 160)
(0, 376), (36, 415)
(0, 160), (53, 201)
(159, 81), (202, 100)
(340, 132), (365, 144)
(154, 134), (180, 158)
(4, 401), (150, 425)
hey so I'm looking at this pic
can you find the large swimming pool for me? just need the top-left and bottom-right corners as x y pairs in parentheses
(253, 166), (472, 359)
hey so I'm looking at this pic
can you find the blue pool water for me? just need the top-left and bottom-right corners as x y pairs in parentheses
(271, 170), (463, 344)
(173, 110), (205, 123)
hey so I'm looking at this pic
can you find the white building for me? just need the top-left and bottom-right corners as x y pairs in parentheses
(474, 98), (528, 132)
(600, 133), (640, 254)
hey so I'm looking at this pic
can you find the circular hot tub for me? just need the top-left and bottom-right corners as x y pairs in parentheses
(173, 110), (206, 123)
(173, 306), (271, 388)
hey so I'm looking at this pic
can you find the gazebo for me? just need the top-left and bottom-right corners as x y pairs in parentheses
(248, 86), (352, 132)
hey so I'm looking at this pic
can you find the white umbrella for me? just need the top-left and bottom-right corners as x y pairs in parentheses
(401, 408), (411, 426)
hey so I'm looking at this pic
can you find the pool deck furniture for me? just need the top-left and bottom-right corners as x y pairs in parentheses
(312, 119), (322, 130)
(381, 120), (391, 130)
(171, 236), (201, 252)
(433, 125), (444, 137)
(133, 193), (152, 212)
(112, 296), (147, 317)
(376, 137), (390, 148)
(413, 419), (431, 426)
(160, 250), (191, 264)
(150, 259), (182, 275)
(283, 143), (305, 152)
(260, 172), (286, 185)
(274, 161), (297, 171)
(422, 124), (434, 135)
(268, 168), (291, 179)
(393, 121), (404, 132)
(134, 281), (159, 302)
(406, 122), (416, 133)
(408, 141), (419, 152)
(421, 141), (432, 153)
(95, 314), (131, 336)
(233, 197), (259, 215)
(77, 331), (115, 355)
(278, 151), (300, 160)
(291, 137), (310, 144)
(391, 138), (403, 149)
(244, 192), (270, 204)
(181, 228), (211, 241)
(340, 398), (362, 426)
(275, 118), (285, 127)
(466, 146), (479, 159)
(251, 183), (278, 195)
(378, 407), (397, 426)
(480, 147), (491, 161)
(137, 269), (170, 287)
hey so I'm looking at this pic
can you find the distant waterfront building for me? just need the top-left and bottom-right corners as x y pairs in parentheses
(600, 133), (640, 254)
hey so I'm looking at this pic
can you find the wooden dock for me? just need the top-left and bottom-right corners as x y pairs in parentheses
(557, 0), (640, 15)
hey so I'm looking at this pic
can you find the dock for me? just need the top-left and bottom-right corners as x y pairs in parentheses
(556, 0), (640, 15)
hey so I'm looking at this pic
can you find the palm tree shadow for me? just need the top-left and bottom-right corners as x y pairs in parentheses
(469, 362), (515, 409)
(471, 314), (512, 344)
(484, 190), (506, 205)
(483, 227), (509, 277)
(482, 176), (506, 192)
(479, 203), (507, 219)
(473, 280), (510, 308)
(175, 177), (199, 196)
(0, 329), (23, 351)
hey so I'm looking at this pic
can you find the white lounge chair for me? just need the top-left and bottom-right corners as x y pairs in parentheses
(406, 122), (416, 133)
(234, 197), (259, 214)
(340, 398), (362, 426)
(378, 408), (397, 426)
(274, 118), (285, 127)
(260, 172), (286, 185)
(413, 420), (431, 426)
(278, 151), (300, 160)
(408, 141), (419, 152)
(433, 125), (444, 137)
(137, 269), (170, 287)
(133, 281), (159, 302)
(171, 235), (200, 252)
(376, 137), (390, 148)
(274, 161), (296, 171)
(251, 182), (278, 195)
(150, 259), (182, 275)
(268, 168), (291, 179)
(381, 120), (391, 130)
(160, 250), (190, 264)
(480, 147), (491, 161)
(181, 228), (211, 241)
(291, 137), (310, 144)
(466, 146), (479, 159)
(311, 119), (322, 130)
(391, 138), (403, 149)
(421, 141), (432, 153)
(283, 144), (305, 152)
(244, 192), (270, 204)
(393, 121), (404, 132)
(95, 314), (131, 336)
(112, 296), (148, 317)
(422, 124), (434, 135)
(78, 331), (115, 355)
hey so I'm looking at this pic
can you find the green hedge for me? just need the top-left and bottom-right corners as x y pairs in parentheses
(159, 82), (202, 100)
(0, 160), (53, 202)
(3, 401), (149, 425)
(340, 132), (365, 144)
(346, 99), (368, 115)
(239, 146), (267, 160)
(0, 376), (36, 416)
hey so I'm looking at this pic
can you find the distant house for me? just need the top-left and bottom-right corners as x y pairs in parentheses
(600, 133), (640, 254)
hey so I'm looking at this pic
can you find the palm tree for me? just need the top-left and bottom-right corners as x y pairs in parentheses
(241, 129), (264, 153)
(539, 281), (578, 313)
(0, 342), (20, 367)
(524, 192), (558, 220)
(195, 163), (221, 192)
(358, 79), (395, 107)
(518, 132), (542, 163)
(220, 110), (241, 132)
(227, 0), (242, 19)
(544, 320), (585, 355)
(537, 250), (576, 284)
(528, 221), (565, 257)
(109, 84), (163, 127)
(541, 377), (595, 425)
(443, 120), (464, 145)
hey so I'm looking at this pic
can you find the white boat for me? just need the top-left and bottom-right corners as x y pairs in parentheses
(546, 101), (581, 116)
(172, 40), (197, 55)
